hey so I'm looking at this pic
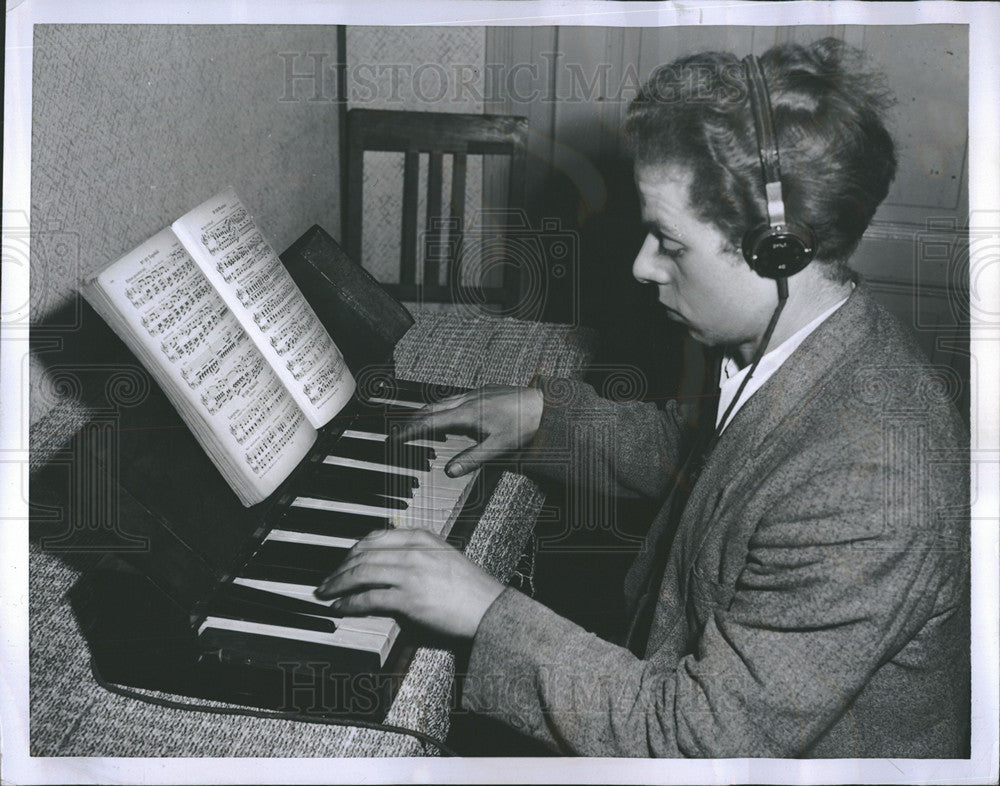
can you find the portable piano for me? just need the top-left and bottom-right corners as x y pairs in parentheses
(60, 226), (495, 720)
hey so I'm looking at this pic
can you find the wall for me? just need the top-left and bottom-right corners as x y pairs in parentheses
(30, 24), (342, 424)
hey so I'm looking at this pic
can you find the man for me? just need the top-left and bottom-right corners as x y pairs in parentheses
(316, 38), (969, 757)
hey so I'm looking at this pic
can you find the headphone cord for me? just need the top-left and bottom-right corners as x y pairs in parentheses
(89, 656), (458, 756)
(711, 277), (789, 440)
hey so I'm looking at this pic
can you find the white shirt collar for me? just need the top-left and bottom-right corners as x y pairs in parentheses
(716, 292), (851, 432)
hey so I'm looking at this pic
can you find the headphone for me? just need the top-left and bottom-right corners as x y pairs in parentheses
(740, 55), (816, 279)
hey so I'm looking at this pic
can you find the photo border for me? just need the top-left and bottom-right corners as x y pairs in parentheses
(3, 1), (997, 783)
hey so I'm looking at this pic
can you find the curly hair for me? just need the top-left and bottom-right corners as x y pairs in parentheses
(625, 37), (897, 281)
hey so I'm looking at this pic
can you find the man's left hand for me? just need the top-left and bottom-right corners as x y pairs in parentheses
(315, 528), (505, 640)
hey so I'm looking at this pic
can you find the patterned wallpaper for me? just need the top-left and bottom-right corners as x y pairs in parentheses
(346, 27), (487, 288)
(29, 24), (342, 423)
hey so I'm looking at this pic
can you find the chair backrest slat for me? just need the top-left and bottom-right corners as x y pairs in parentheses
(423, 151), (444, 288)
(400, 149), (420, 287)
(448, 151), (467, 292)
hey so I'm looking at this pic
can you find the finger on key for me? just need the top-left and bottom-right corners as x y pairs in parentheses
(445, 436), (505, 477)
(390, 406), (477, 447)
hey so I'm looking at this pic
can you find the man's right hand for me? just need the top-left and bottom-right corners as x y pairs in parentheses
(389, 384), (544, 477)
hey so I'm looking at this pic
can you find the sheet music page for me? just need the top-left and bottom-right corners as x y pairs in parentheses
(83, 227), (318, 506)
(171, 188), (355, 428)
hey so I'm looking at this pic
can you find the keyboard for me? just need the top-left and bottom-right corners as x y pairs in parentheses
(198, 394), (479, 676)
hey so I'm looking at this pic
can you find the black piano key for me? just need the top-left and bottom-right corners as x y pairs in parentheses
(367, 378), (468, 405)
(348, 404), (397, 435)
(252, 540), (351, 574)
(371, 383), (426, 406)
(279, 507), (392, 539)
(384, 404), (428, 419)
(217, 582), (339, 618)
(239, 561), (331, 586)
(351, 403), (432, 435)
(292, 480), (408, 510)
(333, 436), (435, 472)
(206, 593), (339, 633)
(394, 378), (469, 402)
(308, 463), (417, 498)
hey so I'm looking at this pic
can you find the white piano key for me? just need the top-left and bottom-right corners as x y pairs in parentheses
(401, 495), (463, 512)
(407, 491), (464, 507)
(332, 615), (398, 638)
(341, 429), (446, 450)
(341, 428), (397, 442)
(419, 471), (473, 494)
(364, 396), (423, 408)
(321, 454), (421, 477)
(291, 496), (399, 518)
(436, 474), (478, 537)
(228, 578), (399, 638)
(233, 576), (330, 599)
(265, 530), (358, 550)
(319, 454), (468, 495)
(341, 428), (476, 452)
(394, 467), (479, 536)
(328, 444), (466, 467)
(198, 616), (394, 666)
(394, 511), (445, 533)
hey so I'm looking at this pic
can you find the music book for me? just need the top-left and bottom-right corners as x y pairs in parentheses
(82, 188), (357, 506)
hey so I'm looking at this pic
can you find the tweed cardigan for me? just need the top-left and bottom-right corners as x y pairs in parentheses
(461, 286), (970, 757)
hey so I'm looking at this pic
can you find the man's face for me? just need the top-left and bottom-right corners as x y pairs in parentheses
(633, 165), (778, 350)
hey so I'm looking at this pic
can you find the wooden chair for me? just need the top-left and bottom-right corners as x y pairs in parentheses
(345, 108), (528, 312)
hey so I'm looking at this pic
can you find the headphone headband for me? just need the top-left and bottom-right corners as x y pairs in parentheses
(740, 55), (815, 278)
(742, 55), (781, 194)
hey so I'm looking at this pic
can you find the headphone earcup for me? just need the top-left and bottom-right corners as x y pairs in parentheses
(741, 223), (815, 279)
